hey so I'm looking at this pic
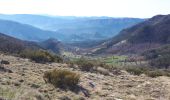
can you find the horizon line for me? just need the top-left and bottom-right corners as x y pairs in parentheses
(0, 13), (156, 19)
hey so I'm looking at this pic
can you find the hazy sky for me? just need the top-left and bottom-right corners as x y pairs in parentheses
(0, 0), (170, 18)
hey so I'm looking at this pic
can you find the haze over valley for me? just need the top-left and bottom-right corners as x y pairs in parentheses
(0, 14), (144, 42)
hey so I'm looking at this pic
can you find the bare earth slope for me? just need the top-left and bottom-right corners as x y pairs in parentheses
(0, 54), (170, 100)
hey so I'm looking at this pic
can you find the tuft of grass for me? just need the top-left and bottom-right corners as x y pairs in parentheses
(44, 69), (80, 90)
(0, 87), (16, 99)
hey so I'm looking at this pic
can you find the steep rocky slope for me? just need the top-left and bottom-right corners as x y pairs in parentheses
(0, 54), (170, 100)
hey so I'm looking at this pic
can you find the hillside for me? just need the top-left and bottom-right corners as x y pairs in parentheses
(143, 44), (170, 69)
(0, 32), (41, 54)
(39, 38), (64, 54)
(0, 19), (62, 42)
(93, 14), (170, 54)
(0, 54), (170, 100)
(0, 14), (144, 42)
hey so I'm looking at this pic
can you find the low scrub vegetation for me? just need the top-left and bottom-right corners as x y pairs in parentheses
(68, 56), (170, 78)
(146, 69), (170, 78)
(143, 45), (170, 69)
(124, 66), (147, 76)
(124, 65), (170, 77)
(19, 49), (63, 63)
(70, 57), (113, 72)
(43, 69), (80, 89)
(149, 55), (170, 69)
(68, 58), (121, 76)
(74, 58), (95, 72)
(146, 70), (164, 78)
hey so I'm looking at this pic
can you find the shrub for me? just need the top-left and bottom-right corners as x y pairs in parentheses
(96, 67), (110, 75)
(149, 55), (170, 69)
(146, 69), (170, 78)
(123, 65), (170, 78)
(162, 70), (170, 77)
(124, 66), (149, 76)
(125, 67), (143, 76)
(99, 63), (112, 70)
(143, 45), (170, 69)
(146, 70), (164, 78)
(71, 58), (115, 74)
(74, 58), (95, 72)
(19, 49), (63, 63)
(79, 62), (94, 72)
(43, 69), (80, 89)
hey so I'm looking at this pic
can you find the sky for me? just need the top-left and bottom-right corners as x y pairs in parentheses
(0, 0), (170, 18)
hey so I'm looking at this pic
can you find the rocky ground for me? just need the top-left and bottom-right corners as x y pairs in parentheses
(0, 54), (170, 100)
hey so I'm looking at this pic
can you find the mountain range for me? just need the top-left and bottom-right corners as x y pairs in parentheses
(0, 19), (63, 42)
(0, 14), (144, 42)
(1, 14), (170, 55)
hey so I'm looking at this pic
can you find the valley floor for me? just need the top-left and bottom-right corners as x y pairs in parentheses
(0, 54), (170, 100)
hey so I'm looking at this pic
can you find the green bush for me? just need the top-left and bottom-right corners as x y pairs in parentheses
(44, 69), (80, 89)
(19, 49), (63, 63)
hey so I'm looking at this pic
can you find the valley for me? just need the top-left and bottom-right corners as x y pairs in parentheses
(0, 13), (170, 100)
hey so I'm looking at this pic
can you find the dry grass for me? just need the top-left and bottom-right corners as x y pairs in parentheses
(44, 69), (80, 90)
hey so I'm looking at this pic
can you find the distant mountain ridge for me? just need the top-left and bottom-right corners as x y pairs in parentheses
(0, 14), (144, 42)
(0, 19), (63, 42)
(93, 14), (170, 54)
